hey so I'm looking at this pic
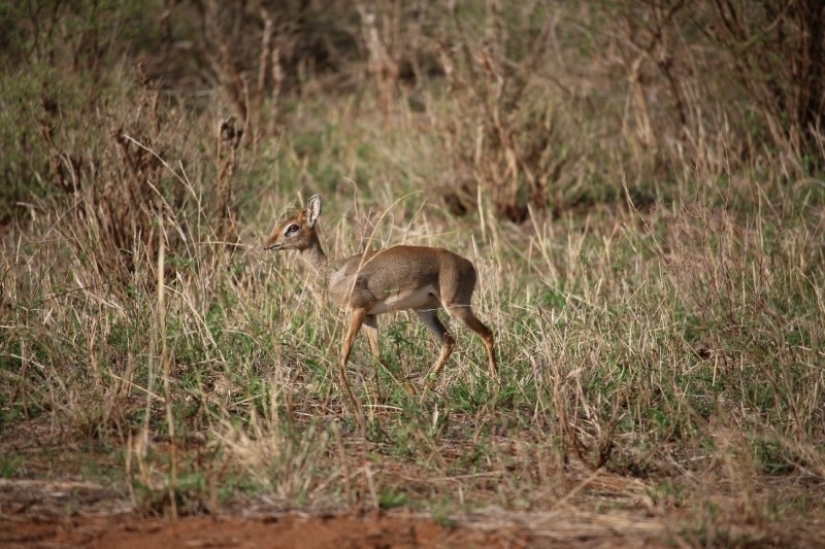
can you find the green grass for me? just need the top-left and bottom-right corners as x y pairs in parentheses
(1, 1), (824, 544)
(7, 175), (822, 520)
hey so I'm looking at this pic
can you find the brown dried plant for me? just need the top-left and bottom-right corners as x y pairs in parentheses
(706, 0), (825, 159)
(43, 67), (187, 288)
(357, 2), (400, 121)
(216, 116), (242, 255)
(434, 1), (557, 222)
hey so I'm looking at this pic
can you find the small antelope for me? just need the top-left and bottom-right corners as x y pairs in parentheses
(264, 195), (497, 415)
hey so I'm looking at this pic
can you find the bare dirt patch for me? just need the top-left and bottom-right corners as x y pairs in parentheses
(0, 477), (671, 548)
(4, 507), (711, 549)
(1, 511), (534, 549)
(0, 463), (819, 548)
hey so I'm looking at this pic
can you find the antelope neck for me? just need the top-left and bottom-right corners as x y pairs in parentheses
(300, 234), (328, 278)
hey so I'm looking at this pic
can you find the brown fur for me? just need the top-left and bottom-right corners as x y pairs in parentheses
(264, 195), (497, 428)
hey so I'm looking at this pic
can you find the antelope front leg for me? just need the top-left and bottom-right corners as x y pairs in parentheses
(362, 314), (389, 402)
(340, 307), (367, 435)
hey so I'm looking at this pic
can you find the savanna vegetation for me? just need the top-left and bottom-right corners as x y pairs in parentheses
(1, 0), (824, 545)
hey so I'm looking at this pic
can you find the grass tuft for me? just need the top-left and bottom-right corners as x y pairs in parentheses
(1, 0), (825, 542)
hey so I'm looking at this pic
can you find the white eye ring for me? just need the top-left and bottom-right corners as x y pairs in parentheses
(285, 224), (300, 236)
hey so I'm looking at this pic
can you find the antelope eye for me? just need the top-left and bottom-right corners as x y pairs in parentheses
(285, 224), (300, 236)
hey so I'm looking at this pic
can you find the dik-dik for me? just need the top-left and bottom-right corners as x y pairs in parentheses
(264, 195), (496, 421)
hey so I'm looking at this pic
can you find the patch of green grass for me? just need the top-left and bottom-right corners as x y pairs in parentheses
(379, 487), (408, 509)
(0, 453), (21, 477)
(1, 4), (824, 544)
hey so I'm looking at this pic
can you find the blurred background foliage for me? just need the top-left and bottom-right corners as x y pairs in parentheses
(1, 0), (823, 229)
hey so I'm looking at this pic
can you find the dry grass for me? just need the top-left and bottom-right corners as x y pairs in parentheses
(1, 1), (825, 546)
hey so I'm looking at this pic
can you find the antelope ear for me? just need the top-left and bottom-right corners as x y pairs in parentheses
(306, 194), (322, 227)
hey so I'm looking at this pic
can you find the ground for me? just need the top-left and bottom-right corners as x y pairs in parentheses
(5, 477), (804, 549)
(2, 508), (685, 549)
(0, 477), (687, 548)
(2, 512), (527, 549)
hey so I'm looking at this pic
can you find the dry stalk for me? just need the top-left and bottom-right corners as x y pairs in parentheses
(709, 0), (823, 152)
(251, 6), (286, 146)
(216, 116), (242, 256)
(357, 3), (399, 121)
(34, 62), (196, 292)
(434, 2), (555, 221)
(199, 1), (249, 127)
